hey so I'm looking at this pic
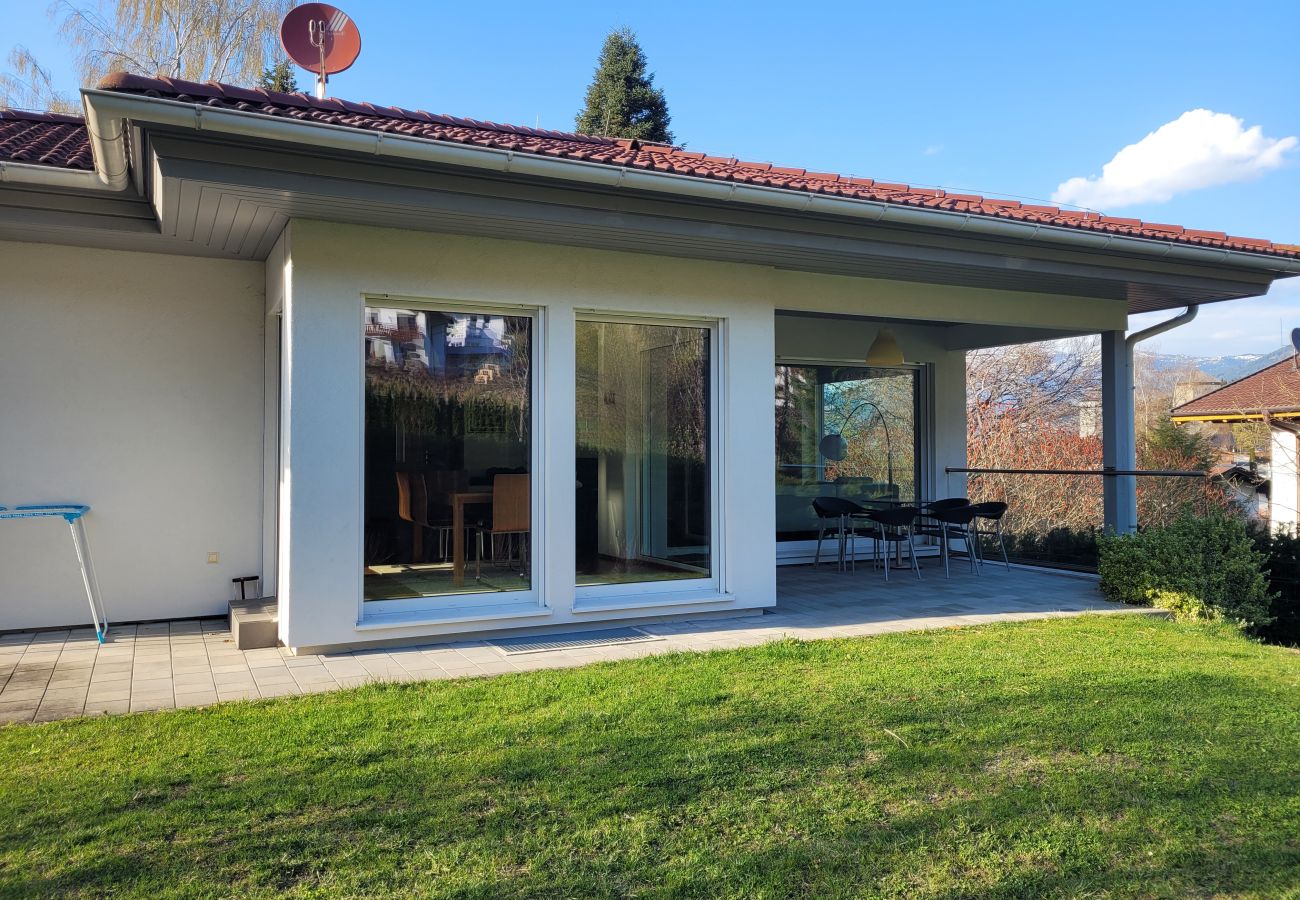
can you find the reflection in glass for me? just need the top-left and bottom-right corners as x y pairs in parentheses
(775, 365), (918, 542)
(576, 321), (711, 586)
(363, 307), (532, 601)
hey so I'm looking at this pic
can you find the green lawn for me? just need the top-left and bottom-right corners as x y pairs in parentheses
(2, 617), (1298, 898)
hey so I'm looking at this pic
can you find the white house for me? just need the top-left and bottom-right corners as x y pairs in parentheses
(2, 74), (1297, 652)
(1172, 357), (1300, 531)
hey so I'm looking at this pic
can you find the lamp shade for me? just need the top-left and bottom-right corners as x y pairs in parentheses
(818, 434), (848, 461)
(865, 328), (904, 366)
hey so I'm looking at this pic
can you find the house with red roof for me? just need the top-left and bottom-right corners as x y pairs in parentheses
(1173, 356), (1300, 531)
(2, 74), (1297, 651)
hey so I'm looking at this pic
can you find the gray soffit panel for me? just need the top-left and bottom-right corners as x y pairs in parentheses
(0, 124), (1282, 313)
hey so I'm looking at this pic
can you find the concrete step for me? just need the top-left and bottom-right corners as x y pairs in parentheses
(229, 597), (279, 650)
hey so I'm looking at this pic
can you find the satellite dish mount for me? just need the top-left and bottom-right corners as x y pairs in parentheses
(280, 3), (362, 99)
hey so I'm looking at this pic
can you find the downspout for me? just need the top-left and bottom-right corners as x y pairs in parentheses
(1126, 305), (1199, 355)
(81, 91), (131, 190)
(1125, 303), (1200, 464)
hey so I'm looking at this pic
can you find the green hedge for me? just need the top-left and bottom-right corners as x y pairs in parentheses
(1249, 525), (1300, 647)
(1098, 509), (1275, 634)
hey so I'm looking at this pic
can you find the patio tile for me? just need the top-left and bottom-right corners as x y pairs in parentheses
(216, 688), (260, 702)
(86, 687), (132, 703)
(82, 699), (131, 716)
(175, 690), (219, 708)
(0, 685), (50, 703)
(130, 696), (175, 712)
(35, 700), (86, 721)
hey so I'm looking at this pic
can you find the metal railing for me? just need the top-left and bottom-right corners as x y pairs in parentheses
(945, 467), (1206, 478)
(943, 466), (1224, 572)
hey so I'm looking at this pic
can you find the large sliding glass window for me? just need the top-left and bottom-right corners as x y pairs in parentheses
(576, 320), (712, 587)
(775, 364), (919, 542)
(363, 305), (533, 602)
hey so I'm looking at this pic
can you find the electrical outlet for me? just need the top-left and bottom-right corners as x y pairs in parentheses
(207, 552), (220, 564)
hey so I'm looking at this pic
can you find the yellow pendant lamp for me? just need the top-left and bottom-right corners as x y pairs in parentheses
(865, 327), (904, 366)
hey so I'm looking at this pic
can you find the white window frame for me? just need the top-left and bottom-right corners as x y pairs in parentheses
(573, 311), (725, 604)
(358, 293), (547, 620)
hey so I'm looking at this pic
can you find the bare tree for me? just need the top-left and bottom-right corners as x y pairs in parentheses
(55, 0), (292, 85)
(967, 337), (1100, 436)
(966, 338), (1104, 541)
(0, 46), (77, 112)
(3, 0), (291, 110)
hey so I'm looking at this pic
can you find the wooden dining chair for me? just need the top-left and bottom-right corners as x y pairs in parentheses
(395, 471), (432, 562)
(476, 473), (530, 580)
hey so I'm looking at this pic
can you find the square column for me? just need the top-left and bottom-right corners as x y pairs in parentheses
(1101, 330), (1136, 534)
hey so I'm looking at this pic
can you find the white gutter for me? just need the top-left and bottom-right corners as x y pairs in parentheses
(0, 159), (103, 189)
(22, 88), (1300, 276)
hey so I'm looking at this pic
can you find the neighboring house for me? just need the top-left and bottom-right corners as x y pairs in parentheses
(1209, 463), (1269, 522)
(1172, 371), (1225, 409)
(2, 74), (1298, 652)
(1172, 357), (1300, 532)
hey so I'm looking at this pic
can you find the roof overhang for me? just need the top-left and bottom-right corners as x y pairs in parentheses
(0, 87), (1295, 314)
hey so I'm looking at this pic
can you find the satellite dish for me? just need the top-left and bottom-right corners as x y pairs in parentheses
(1291, 327), (1300, 354)
(280, 3), (361, 98)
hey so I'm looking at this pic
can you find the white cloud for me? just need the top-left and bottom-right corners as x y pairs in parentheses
(1051, 109), (1296, 210)
(922, 144), (943, 157)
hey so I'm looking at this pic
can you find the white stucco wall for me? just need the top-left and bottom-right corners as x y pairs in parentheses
(278, 220), (778, 651)
(0, 240), (265, 630)
(1270, 426), (1298, 533)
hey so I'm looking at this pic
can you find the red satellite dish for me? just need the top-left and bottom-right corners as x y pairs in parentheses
(280, 3), (361, 95)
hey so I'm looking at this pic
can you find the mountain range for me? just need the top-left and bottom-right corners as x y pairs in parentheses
(1145, 346), (1294, 384)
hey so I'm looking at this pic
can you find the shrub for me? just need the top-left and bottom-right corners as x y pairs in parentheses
(1098, 508), (1275, 633)
(1145, 588), (1218, 623)
(1248, 525), (1300, 647)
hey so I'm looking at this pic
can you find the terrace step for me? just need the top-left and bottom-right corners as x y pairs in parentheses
(229, 597), (279, 650)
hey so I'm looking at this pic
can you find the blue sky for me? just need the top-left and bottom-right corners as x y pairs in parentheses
(7, 0), (1299, 357)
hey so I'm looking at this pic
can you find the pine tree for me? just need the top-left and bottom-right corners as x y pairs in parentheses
(259, 59), (298, 93)
(575, 28), (673, 144)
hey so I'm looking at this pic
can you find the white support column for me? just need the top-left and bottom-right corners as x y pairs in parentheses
(1101, 330), (1137, 534)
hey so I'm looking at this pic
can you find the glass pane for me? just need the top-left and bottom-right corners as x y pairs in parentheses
(363, 307), (532, 601)
(576, 321), (711, 586)
(775, 364), (918, 542)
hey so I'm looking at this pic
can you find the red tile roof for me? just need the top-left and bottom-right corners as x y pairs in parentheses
(0, 110), (94, 170)
(2, 72), (1297, 261)
(1171, 357), (1300, 419)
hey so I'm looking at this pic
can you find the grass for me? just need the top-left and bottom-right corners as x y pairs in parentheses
(1, 616), (1298, 898)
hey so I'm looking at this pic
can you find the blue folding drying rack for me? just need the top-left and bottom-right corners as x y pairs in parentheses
(0, 504), (109, 642)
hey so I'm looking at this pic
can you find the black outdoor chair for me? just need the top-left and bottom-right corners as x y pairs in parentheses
(811, 497), (867, 571)
(914, 497), (970, 543)
(859, 506), (922, 581)
(968, 501), (1011, 571)
(928, 504), (981, 578)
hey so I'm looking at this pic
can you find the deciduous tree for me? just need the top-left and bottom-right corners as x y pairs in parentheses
(3, 0), (291, 111)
